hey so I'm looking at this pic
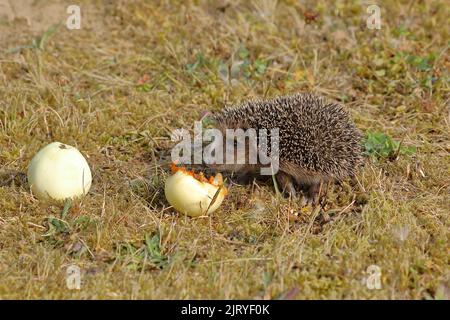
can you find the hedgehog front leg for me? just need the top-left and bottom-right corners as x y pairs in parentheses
(305, 182), (322, 205)
(276, 172), (297, 198)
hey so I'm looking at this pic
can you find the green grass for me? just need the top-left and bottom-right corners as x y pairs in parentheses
(0, 0), (449, 299)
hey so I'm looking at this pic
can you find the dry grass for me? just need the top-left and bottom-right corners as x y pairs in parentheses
(0, 0), (449, 299)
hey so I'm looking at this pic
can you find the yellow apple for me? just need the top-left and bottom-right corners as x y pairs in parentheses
(27, 142), (92, 201)
(164, 168), (227, 217)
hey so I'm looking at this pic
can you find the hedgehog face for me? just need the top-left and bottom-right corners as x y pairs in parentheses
(206, 128), (260, 174)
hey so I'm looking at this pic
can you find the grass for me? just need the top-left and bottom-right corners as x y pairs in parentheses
(0, 0), (449, 299)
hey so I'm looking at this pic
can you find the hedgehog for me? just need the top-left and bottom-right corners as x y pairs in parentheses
(209, 92), (364, 204)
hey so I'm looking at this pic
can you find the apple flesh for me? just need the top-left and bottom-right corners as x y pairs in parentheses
(164, 170), (227, 217)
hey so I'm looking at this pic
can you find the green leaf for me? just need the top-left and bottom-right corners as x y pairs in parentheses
(254, 59), (267, 75)
(407, 54), (433, 72)
(363, 131), (416, 159)
(401, 145), (417, 155)
(145, 233), (168, 268)
(61, 199), (72, 220)
(237, 47), (249, 59)
(43, 216), (68, 236)
(7, 23), (60, 53)
(73, 216), (91, 229)
(38, 24), (60, 50)
(136, 83), (152, 92)
(186, 53), (206, 73)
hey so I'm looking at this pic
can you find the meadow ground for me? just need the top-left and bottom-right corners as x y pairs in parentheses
(0, 0), (448, 299)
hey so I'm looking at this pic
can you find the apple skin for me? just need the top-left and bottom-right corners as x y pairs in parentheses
(27, 142), (92, 201)
(164, 171), (227, 217)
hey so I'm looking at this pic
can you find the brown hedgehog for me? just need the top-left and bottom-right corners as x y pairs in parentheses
(210, 93), (364, 204)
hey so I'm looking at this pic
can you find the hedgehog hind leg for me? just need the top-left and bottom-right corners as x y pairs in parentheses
(276, 172), (297, 199)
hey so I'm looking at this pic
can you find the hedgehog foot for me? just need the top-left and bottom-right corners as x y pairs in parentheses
(276, 172), (297, 199)
(304, 182), (321, 206)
